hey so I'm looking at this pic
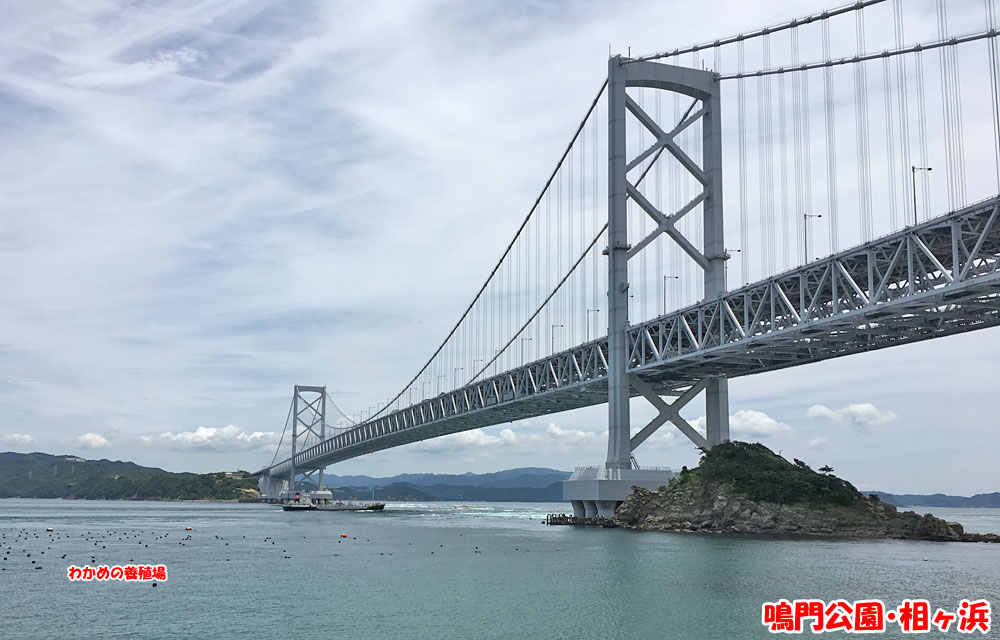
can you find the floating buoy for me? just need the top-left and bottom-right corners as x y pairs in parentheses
(340, 534), (348, 538)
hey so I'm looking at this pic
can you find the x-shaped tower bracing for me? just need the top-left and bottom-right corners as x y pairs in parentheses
(605, 56), (729, 472)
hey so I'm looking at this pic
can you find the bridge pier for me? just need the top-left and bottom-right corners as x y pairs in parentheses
(258, 474), (288, 502)
(563, 466), (678, 518)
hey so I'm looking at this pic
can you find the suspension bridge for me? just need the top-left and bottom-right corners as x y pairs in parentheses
(255, 0), (1000, 518)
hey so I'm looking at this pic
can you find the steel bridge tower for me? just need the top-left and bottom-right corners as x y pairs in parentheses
(258, 385), (327, 501)
(563, 56), (730, 519)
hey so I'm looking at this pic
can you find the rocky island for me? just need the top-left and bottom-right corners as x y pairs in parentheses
(613, 442), (998, 542)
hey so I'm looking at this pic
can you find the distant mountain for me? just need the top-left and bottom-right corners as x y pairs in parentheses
(0, 451), (257, 501)
(297, 480), (564, 502)
(871, 491), (1000, 508)
(321, 467), (570, 490)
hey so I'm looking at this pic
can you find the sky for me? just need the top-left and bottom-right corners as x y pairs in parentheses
(1, 0), (998, 495)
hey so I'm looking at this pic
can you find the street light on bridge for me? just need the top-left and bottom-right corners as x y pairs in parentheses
(661, 276), (678, 315)
(520, 337), (532, 363)
(551, 323), (564, 353)
(911, 165), (932, 226)
(724, 248), (741, 285)
(586, 309), (600, 341)
(803, 213), (822, 263)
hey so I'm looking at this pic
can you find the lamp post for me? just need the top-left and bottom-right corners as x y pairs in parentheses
(662, 275), (679, 315)
(586, 309), (600, 341)
(803, 213), (822, 262)
(725, 248), (741, 284)
(519, 337), (532, 363)
(551, 323), (564, 353)
(911, 165), (932, 225)
(453, 367), (464, 389)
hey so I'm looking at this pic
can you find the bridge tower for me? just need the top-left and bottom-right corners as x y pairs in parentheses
(564, 56), (730, 519)
(259, 385), (327, 501)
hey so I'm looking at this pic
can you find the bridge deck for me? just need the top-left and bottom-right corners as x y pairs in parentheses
(258, 197), (1000, 478)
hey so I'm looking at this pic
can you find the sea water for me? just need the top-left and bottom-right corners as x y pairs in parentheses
(0, 499), (997, 639)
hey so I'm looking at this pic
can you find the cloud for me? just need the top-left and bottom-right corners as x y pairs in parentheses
(1, 433), (35, 445)
(140, 425), (280, 452)
(411, 422), (603, 455)
(544, 423), (603, 447)
(808, 436), (828, 449)
(806, 403), (897, 432)
(692, 409), (793, 439)
(75, 433), (110, 448)
(731, 410), (794, 437)
(410, 427), (516, 453)
(67, 47), (202, 89)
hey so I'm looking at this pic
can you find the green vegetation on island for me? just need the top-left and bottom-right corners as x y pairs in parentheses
(0, 452), (259, 501)
(673, 441), (860, 507)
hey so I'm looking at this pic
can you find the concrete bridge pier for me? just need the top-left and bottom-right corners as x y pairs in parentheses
(258, 474), (288, 503)
(563, 466), (677, 519)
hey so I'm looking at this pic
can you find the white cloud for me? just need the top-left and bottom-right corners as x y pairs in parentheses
(807, 403), (897, 432)
(1, 433), (35, 445)
(545, 423), (603, 447)
(411, 422), (603, 455)
(692, 409), (793, 439)
(411, 428), (515, 453)
(808, 435), (828, 449)
(68, 47), (202, 89)
(75, 433), (110, 448)
(140, 425), (279, 452)
(731, 409), (794, 437)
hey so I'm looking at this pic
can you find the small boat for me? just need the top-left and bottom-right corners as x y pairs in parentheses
(318, 500), (385, 512)
(280, 490), (385, 513)
(282, 493), (316, 511)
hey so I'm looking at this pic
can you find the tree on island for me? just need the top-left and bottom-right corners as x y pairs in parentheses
(819, 465), (834, 474)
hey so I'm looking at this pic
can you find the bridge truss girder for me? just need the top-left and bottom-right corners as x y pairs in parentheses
(256, 197), (1000, 479)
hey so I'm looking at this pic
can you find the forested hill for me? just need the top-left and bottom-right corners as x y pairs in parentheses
(0, 452), (259, 501)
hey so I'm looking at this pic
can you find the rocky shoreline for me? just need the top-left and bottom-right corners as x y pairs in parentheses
(614, 486), (999, 542)
(612, 442), (999, 543)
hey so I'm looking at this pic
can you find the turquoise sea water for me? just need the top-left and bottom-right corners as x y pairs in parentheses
(0, 499), (997, 639)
